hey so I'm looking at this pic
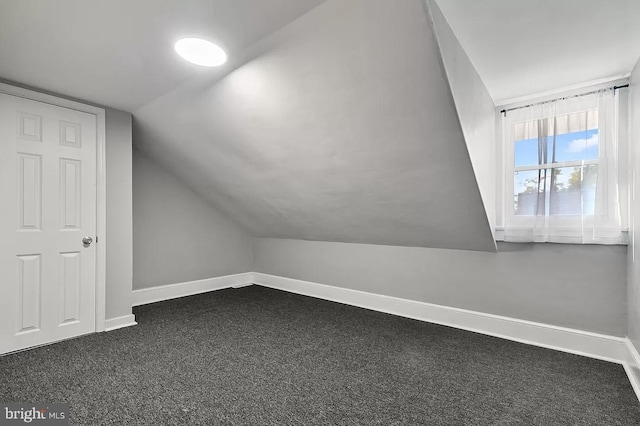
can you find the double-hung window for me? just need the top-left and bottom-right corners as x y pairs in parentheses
(501, 89), (625, 244)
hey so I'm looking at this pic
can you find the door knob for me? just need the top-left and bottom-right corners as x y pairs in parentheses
(82, 236), (93, 246)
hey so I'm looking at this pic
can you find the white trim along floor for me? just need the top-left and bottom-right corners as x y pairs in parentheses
(129, 272), (640, 402)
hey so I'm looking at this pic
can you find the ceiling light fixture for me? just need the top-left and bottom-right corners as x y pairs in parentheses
(175, 38), (227, 67)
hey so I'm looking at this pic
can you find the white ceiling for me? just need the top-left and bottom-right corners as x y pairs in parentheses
(436, 0), (640, 103)
(0, 0), (502, 252)
(135, 0), (497, 251)
(0, 0), (324, 111)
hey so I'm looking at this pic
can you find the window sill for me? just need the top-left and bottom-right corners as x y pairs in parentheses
(494, 227), (629, 245)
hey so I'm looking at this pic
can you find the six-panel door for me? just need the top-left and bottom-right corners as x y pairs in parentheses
(0, 94), (97, 354)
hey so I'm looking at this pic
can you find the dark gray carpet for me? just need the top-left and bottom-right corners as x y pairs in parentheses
(1, 285), (639, 425)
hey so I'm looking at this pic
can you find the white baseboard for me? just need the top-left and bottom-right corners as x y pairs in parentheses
(126, 271), (640, 401)
(231, 282), (253, 289)
(132, 273), (253, 306)
(624, 339), (640, 401)
(105, 314), (137, 332)
(251, 273), (629, 364)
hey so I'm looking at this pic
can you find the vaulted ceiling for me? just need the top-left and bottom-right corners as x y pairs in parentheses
(132, 0), (497, 251)
(3, 1), (636, 252)
(0, 0), (324, 110)
(436, 0), (640, 103)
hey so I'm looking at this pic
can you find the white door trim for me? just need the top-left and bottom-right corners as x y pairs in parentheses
(0, 82), (107, 332)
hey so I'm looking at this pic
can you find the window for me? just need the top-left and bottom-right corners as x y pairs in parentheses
(512, 110), (598, 217)
(500, 89), (626, 244)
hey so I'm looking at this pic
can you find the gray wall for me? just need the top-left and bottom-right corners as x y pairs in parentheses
(253, 238), (627, 336)
(134, 0), (496, 252)
(105, 109), (134, 320)
(132, 147), (253, 289)
(628, 57), (640, 372)
(428, 0), (496, 239)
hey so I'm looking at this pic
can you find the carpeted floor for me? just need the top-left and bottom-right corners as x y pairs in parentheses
(1, 285), (639, 425)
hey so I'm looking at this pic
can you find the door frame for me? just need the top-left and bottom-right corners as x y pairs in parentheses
(0, 82), (107, 332)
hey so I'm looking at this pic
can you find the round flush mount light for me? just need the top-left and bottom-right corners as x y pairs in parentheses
(175, 38), (227, 67)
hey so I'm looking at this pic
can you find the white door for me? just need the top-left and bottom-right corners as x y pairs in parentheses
(0, 93), (97, 354)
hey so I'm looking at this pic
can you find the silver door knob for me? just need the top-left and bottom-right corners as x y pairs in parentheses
(82, 236), (93, 246)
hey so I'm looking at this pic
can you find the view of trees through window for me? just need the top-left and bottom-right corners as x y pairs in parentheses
(513, 127), (598, 215)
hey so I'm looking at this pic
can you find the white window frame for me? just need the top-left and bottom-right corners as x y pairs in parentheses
(503, 104), (600, 233)
(495, 83), (629, 243)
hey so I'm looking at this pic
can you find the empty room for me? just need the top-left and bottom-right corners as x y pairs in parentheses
(1, 0), (640, 424)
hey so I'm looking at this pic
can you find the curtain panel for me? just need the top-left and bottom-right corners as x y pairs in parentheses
(503, 89), (625, 244)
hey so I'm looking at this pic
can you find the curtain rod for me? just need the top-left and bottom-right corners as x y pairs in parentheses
(500, 84), (629, 117)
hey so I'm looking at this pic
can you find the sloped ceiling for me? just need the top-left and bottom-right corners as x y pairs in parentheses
(436, 0), (640, 103)
(0, 0), (325, 111)
(135, 0), (497, 251)
(427, 0), (497, 241)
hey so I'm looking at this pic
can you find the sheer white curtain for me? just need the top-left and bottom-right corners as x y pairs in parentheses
(503, 89), (625, 244)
